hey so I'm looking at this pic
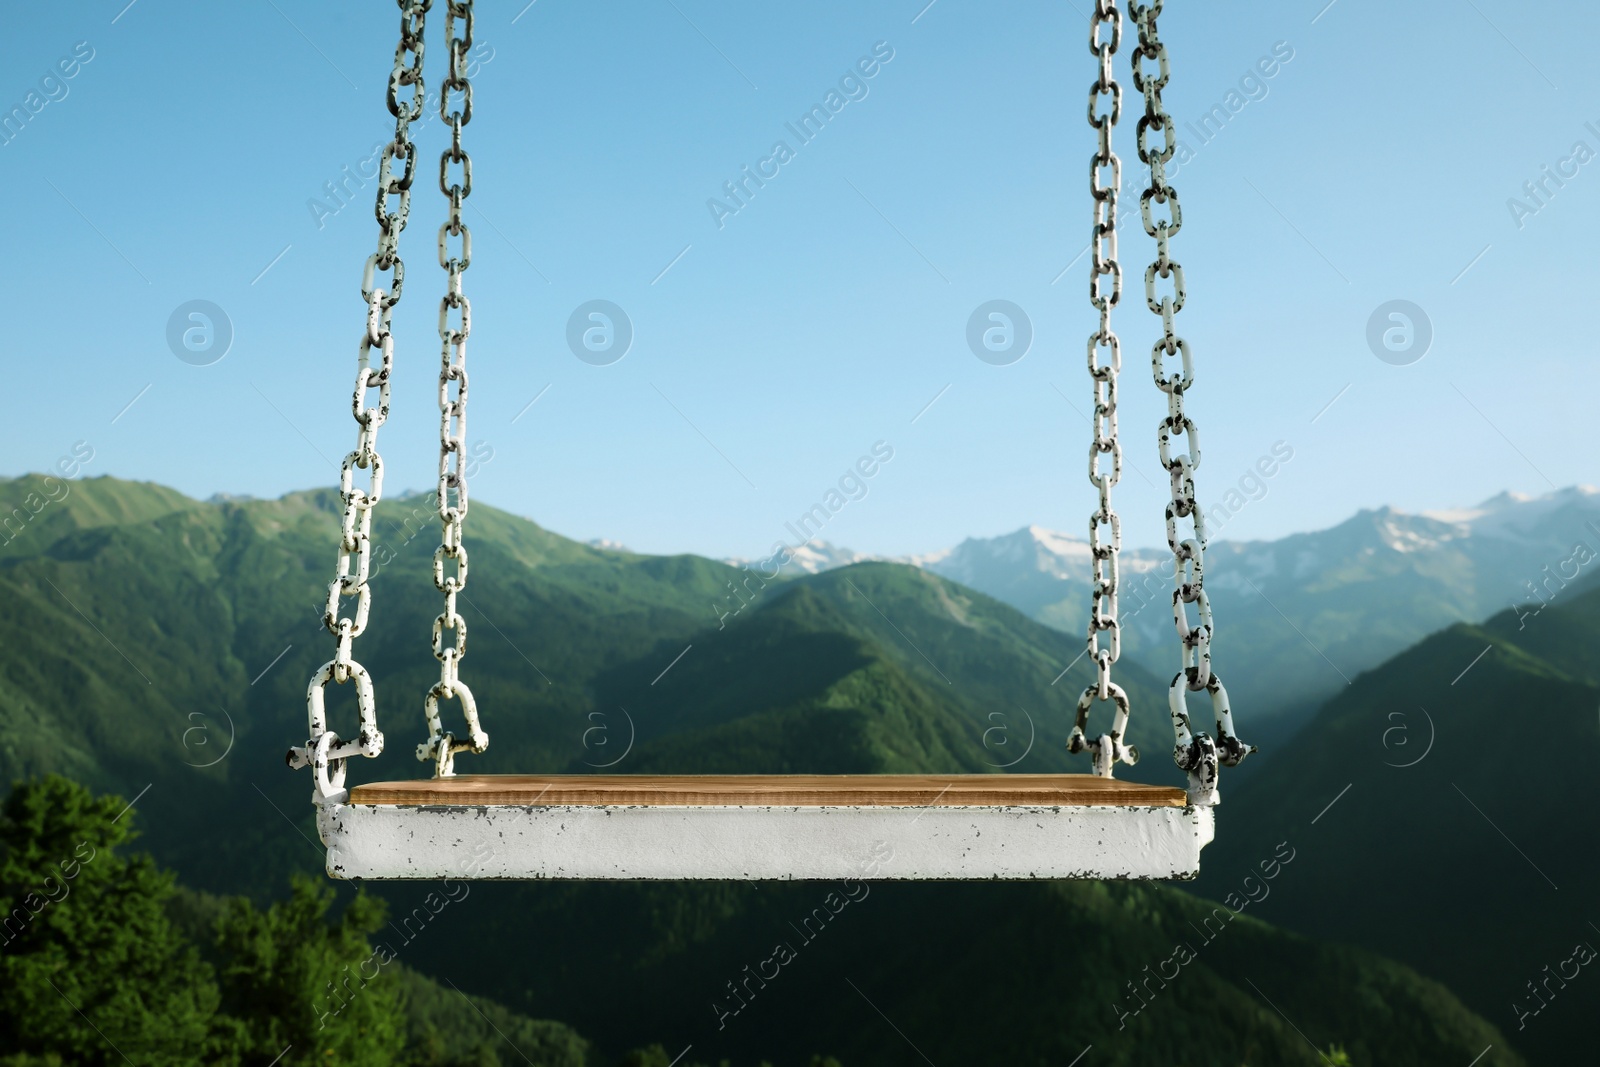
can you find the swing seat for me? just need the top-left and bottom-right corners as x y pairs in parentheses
(318, 774), (1212, 881)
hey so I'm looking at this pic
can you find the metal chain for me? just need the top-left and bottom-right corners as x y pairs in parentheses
(1068, 0), (1138, 780)
(1129, 0), (1250, 801)
(289, 0), (432, 804)
(1129, 0), (1205, 688)
(418, 0), (489, 778)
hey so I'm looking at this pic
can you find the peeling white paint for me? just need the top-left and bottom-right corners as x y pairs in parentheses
(318, 802), (1215, 881)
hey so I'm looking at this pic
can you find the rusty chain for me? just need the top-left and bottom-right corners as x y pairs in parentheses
(1128, 0), (1250, 802)
(1068, 0), (1139, 780)
(289, 0), (431, 803)
(418, 0), (489, 778)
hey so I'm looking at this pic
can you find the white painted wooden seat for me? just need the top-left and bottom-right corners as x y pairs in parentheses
(316, 775), (1213, 881)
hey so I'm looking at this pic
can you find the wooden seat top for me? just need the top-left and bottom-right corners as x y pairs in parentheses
(349, 774), (1188, 808)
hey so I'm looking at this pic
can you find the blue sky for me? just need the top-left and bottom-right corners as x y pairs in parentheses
(1, 0), (1595, 558)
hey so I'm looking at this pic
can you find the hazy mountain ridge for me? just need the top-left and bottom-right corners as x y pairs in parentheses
(910, 486), (1600, 729)
(717, 487), (1600, 733)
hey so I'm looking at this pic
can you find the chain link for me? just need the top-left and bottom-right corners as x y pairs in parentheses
(418, 0), (488, 778)
(1129, 0), (1250, 799)
(1068, 0), (1138, 779)
(289, 0), (433, 803)
(1129, 0), (1209, 690)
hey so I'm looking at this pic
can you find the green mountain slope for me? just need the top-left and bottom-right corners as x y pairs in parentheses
(1196, 586), (1600, 1065)
(0, 475), (755, 888)
(598, 562), (1187, 779)
(0, 475), (1187, 839)
(403, 874), (1518, 1067)
(0, 475), (1524, 1065)
(0, 472), (199, 561)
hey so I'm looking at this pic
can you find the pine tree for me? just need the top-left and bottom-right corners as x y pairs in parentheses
(215, 873), (405, 1066)
(0, 775), (236, 1066)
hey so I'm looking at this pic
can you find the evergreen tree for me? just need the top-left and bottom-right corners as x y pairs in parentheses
(0, 776), (235, 1066)
(215, 874), (406, 1066)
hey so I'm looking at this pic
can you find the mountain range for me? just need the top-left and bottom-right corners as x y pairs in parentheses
(736, 487), (1600, 745)
(0, 472), (1571, 1064)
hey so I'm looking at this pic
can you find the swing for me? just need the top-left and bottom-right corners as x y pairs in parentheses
(288, 0), (1250, 882)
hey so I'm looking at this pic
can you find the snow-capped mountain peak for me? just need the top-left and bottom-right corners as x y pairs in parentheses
(1422, 485), (1600, 544)
(723, 540), (876, 576)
